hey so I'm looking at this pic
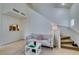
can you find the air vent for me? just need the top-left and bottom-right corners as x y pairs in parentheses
(13, 8), (19, 13)
(12, 8), (25, 16)
(2, 8), (27, 19)
(21, 12), (25, 16)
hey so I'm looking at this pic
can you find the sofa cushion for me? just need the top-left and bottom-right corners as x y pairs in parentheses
(43, 35), (52, 40)
(37, 34), (44, 40)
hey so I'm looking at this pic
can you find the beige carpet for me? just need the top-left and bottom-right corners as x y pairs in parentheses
(0, 39), (79, 55)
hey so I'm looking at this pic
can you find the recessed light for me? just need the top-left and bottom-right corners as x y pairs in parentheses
(61, 3), (65, 5)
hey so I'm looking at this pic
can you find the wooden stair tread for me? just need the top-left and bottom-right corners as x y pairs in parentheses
(61, 37), (70, 40)
(61, 35), (79, 51)
(61, 44), (77, 48)
(61, 44), (79, 51)
(61, 39), (73, 42)
(61, 35), (70, 39)
(60, 35), (69, 37)
(61, 42), (73, 44)
(61, 39), (73, 44)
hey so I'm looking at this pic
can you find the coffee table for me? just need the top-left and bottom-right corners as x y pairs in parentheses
(25, 42), (41, 55)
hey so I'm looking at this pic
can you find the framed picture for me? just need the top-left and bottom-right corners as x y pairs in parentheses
(9, 24), (19, 31)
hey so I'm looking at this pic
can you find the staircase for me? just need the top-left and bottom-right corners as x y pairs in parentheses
(61, 36), (79, 51)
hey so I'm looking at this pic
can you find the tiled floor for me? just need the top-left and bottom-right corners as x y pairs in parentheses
(0, 39), (79, 55)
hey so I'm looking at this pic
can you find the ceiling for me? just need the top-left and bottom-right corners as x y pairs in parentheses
(26, 3), (79, 27)
(51, 3), (73, 9)
(27, 3), (73, 9)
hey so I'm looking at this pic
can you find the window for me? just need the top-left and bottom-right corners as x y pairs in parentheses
(71, 19), (74, 27)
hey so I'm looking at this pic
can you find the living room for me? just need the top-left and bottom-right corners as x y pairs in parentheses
(0, 3), (79, 55)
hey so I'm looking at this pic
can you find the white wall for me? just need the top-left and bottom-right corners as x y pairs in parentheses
(1, 15), (22, 45)
(0, 4), (3, 44)
(28, 10), (52, 34)
(20, 18), (30, 39)
(70, 4), (79, 33)
(0, 4), (1, 36)
(21, 5), (53, 39)
(0, 3), (27, 45)
(29, 3), (70, 27)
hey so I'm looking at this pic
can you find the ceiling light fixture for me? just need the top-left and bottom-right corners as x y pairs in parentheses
(61, 3), (65, 5)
